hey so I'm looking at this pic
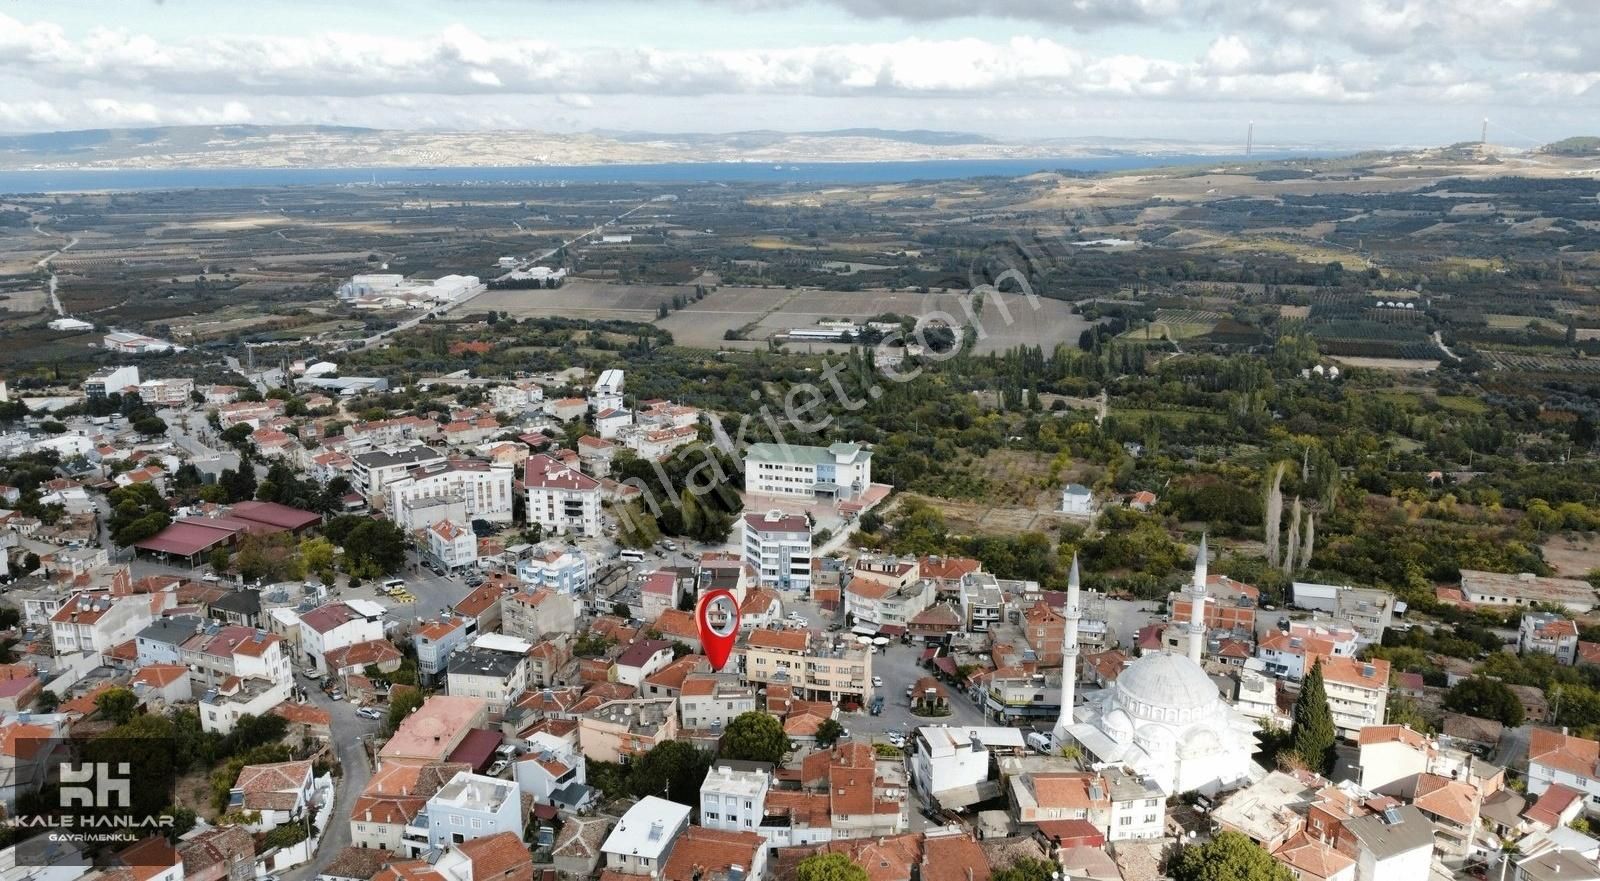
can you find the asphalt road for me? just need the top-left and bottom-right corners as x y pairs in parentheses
(281, 675), (384, 881)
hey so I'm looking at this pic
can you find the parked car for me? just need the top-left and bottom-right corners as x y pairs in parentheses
(329, 689), (344, 701)
(870, 696), (884, 716)
(488, 759), (509, 777)
(872, 676), (883, 687)
(356, 706), (383, 720)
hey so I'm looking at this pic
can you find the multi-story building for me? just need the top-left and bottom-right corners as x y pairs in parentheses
(297, 600), (387, 674)
(85, 365), (140, 399)
(501, 589), (578, 643)
(983, 670), (1062, 727)
(512, 732), (590, 811)
(1528, 728), (1600, 812)
(578, 699), (679, 764)
(1311, 654), (1390, 739)
(424, 771), (523, 849)
(678, 676), (757, 731)
(958, 572), (1007, 634)
(446, 639), (530, 717)
(741, 511), (812, 591)
(740, 629), (872, 706)
(845, 573), (934, 631)
(351, 761), (472, 856)
(1290, 582), (1396, 644)
(414, 617), (473, 686)
(49, 592), (157, 661)
(515, 545), (590, 594)
(427, 520), (478, 571)
(615, 640), (674, 687)
(386, 460), (515, 530)
(200, 675), (293, 734)
(1334, 804), (1434, 881)
(601, 797), (689, 876)
(351, 445), (449, 507)
(136, 377), (195, 406)
(743, 442), (873, 502)
(700, 760), (771, 835)
(136, 615), (203, 666)
(181, 624), (293, 690)
(1520, 612), (1581, 665)
(524, 454), (602, 537)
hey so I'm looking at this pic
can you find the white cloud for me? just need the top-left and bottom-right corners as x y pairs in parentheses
(0, 4), (1594, 139)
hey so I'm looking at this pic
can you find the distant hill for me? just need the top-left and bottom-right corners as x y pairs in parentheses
(1542, 136), (1600, 156)
(0, 125), (375, 156)
(590, 127), (999, 147)
(0, 123), (1293, 171)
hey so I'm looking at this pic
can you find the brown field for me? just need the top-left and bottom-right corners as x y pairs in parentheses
(1541, 535), (1600, 578)
(475, 279), (680, 321)
(1330, 356), (1441, 372)
(658, 285), (1095, 354)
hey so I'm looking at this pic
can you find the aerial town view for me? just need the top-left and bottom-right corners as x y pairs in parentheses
(2, 4), (1600, 881)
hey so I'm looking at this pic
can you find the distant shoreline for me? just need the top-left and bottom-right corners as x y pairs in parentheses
(0, 152), (1341, 194)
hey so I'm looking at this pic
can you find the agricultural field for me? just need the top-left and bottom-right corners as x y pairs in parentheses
(1118, 307), (1224, 342)
(1483, 350), (1600, 374)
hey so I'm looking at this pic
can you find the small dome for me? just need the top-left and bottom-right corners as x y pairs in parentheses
(1114, 652), (1222, 717)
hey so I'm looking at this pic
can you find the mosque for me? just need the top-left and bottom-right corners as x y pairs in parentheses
(1053, 537), (1259, 795)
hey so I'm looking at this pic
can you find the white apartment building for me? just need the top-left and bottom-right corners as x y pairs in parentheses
(1316, 655), (1390, 739)
(1527, 728), (1600, 811)
(297, 600), (387, 674)
(200, 676), (293, 734)
(845, 572), (934, 630)
(181, 624), (293, 690)
(1520, 612), (1581, 665)
(678, 676), (757, 730)
(701, 762), (771, 835)
(386, 460), (515, 530)
(446, 639), (531, 717)
(49, 592), (156, 661)
(601, 797), (689, 877)
(515, 546), (590, 594)
(741, 511), (812, 591)
(352, 445), (448, 506)
(425, 771), (522, 849)
(488, 382), (544, 413)
(85, 365), (140, 399)
(428, 520), (478, 571)
(743, 442), (873, 501)
(524, 454), (602, 537)
(136, 377), (195, 406)
(912, 726), (1024, 799)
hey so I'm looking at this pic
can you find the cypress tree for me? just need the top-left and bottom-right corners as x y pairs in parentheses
(1291, 659), (1338, 774)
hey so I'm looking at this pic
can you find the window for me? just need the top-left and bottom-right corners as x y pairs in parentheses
(451, 816), (463, 826)
(1119, 817), (1131, 826)
(471, 819), (481, 829)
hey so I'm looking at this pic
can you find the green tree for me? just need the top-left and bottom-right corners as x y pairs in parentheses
(1170, 831), (1293, 881)
(992, 858), (1056, 881)
(1444, 677), (1525, 727)
(720, 711), (787, 764)
(629, 740), (713, 806)
(94, 687), (139, 725)
(1290, 659), (1337, 774)
(814, 719), (844, 748)
(386, 688), (424, 734)
(795, 853), (869, 881)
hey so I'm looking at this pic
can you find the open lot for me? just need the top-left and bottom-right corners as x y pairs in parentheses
(474, 278), (680, 321)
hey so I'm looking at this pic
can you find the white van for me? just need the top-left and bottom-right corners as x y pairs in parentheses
(1025, 731), (1053, 754)
(619, 549), (645, 562)
(381, 578), (405, 595)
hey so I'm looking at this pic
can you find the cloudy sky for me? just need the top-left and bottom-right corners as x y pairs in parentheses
(1, 0), (1597, 146)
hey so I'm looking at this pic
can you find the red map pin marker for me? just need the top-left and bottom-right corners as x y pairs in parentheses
(698, 589), (739, 672)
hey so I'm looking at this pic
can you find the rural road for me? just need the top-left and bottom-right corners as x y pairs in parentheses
(32, 228), (78, 317)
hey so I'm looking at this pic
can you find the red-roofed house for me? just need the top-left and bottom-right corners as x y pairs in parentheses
(524, 455), (601, 537)
(1520, 613), (1581, 666)
(1528, 729), (1600, 806)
